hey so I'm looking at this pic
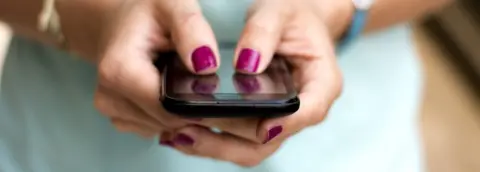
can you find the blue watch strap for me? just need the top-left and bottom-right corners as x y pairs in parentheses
(337, 9), (368, 53)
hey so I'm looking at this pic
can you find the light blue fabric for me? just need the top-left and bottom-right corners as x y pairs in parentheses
(337, 10), (368, 52)
(0, 1), (424, 172)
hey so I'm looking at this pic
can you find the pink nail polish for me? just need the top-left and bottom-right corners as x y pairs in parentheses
(236, 48), (260, 73)
(173, 134), (194, 146)
(263, 125), (283, 144)
(192, 46), (217, 72)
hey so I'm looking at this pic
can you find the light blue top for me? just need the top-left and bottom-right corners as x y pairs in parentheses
(0, 1), (424, 172)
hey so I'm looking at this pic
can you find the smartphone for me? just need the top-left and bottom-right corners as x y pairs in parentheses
(158, 50), (300, 118)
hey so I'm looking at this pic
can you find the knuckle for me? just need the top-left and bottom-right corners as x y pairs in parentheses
(98, 59), (124, 88)
(174, 11), (203, 27)
(309, 103), (329, 125)
(244, 21), (272, 38)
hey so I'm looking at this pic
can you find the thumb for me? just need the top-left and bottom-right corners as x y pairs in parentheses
(234, 2), (289, 74)
(162, 0), (220, 74)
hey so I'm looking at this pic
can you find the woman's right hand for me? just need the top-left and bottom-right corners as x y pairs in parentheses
(58, 0), (222, 138)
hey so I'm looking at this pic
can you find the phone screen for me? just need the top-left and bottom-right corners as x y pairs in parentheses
(163, 49), (296, 101)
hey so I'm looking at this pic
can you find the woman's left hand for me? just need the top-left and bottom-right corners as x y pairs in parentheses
(161, 0), (346, 166)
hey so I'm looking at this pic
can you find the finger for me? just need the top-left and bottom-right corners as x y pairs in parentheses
(259, 19), (343, 144)
(234, 1), (290, 74)
(99, 55), (187, 129)
(160, 0), (220, 74)
(191, 70), (281, 144)
(259, 60), (341, 144)
(192, 73), (280, 143)
(94, 86), (166, 131)
(196, 118), (261, 143)
(98, 6), (186, 129)
(168, 126), (280, 167)
(159, 132), (175, 147)
(111, 118), (160, 139)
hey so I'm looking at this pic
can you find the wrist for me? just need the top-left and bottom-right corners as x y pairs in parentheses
(315, 0), (355, 40)
(56, 0), (123, 60)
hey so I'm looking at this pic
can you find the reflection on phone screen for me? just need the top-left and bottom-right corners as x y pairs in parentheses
(172, 56), (288, 95)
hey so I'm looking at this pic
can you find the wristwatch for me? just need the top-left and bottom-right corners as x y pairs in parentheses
(337, 0), (374, 52)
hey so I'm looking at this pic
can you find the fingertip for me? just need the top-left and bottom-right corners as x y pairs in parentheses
(191, 45), (219, 74)
(168, 9), (220, 75)
(172, 133), (195, 146)
(262, 125), (283, 144)
(235, 48), (262, 74)
(171, 126), (208, 147)
(233, 4), (288, 74)
(233, 15), (281, 74)
(258, 118), (285, 144)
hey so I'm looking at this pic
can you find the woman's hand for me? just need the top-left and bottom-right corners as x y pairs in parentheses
(160, 0), (345, 167)
(59, 0), (345, 164)
(59, 0), (294, 140)
(56, 0), (232, 137)
(95, 0), (236, 137)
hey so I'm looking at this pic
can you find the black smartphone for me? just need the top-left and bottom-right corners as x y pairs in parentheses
(159, 50), (300, 118)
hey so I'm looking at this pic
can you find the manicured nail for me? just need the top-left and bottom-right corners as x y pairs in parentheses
(159, 140), (175, 147)
(236, 48), (260, 73)
(191, 79), (217, 94)
(192, 46), (217, 72)
(234, 74), (260, 93)
(263, 125), (283, 144)
(173, 133), (194, 146)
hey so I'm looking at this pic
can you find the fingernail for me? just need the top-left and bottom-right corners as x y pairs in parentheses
(234, 74), (260, 93)
(192, 46), (217, 72)
(191, 79), (216, 94)
(236, 48), (260, 73)
(263, 125), (283, 144)
(159, 140), (175, 147)
(173, 133), (194, 146)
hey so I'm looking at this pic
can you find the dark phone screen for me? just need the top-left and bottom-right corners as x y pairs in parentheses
(164, 49), (296, 101)
(171, 56), (289, 94)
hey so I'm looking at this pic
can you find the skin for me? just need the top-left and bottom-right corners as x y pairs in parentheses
(0, 0), (454, 167)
